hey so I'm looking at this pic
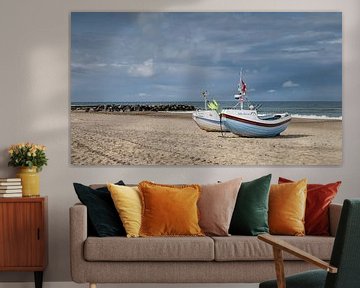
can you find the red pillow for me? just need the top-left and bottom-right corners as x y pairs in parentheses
(278, 177), (341, 236)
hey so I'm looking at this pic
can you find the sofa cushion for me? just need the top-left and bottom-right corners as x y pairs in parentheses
(84, 236), (214, 261)
(212, 236), (334, 261)
(279, 177), (341, 236)
(107, 184), (142, 238)
(139, 181), (203, 237)
(73, 181), (126, 237)
(269, 179), (307, 236)
(229, 174), (271, 236)
(198, 178), (242, 236)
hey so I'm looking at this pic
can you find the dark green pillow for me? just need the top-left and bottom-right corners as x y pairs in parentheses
(229, 174), (272, 236)
(73, 181), (126, 237)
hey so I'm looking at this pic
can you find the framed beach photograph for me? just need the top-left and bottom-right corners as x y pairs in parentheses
(70, 12), (342, 166)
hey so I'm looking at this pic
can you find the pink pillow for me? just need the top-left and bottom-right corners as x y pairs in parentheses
(198, 178), (242, 236)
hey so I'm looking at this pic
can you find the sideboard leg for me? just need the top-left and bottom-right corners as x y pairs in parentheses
(90, 283), (97, 288)
(34, 271), (43, 288)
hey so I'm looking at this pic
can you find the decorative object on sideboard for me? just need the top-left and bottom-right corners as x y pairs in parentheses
(8, 143), (48, 197)
(0, 178), (22, 197)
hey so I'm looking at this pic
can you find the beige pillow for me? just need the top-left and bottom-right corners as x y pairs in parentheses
(198, 178), (242, 236)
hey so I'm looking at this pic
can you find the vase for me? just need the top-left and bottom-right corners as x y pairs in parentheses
(16, 167), (40, 197)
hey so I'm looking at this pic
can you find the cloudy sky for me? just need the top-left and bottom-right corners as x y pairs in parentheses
(71, 12), (342, 103)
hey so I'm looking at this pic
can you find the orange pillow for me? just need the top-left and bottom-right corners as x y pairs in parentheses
(278, 177), (341, 236)
(269, 179), (307, 236)
(138, 181), (204, 237)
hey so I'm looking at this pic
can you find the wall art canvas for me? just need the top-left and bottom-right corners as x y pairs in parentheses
(71, 12), (342, 166)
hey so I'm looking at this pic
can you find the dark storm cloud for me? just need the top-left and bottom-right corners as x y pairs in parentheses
(71, 12), (342, 102)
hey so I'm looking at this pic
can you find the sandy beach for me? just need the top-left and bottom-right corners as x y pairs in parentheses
(71, 111), (342, 166)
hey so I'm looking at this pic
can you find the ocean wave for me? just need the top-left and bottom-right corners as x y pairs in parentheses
(291, 114), (342, 120)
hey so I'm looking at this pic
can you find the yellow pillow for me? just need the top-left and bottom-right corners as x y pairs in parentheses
(138, 181), (204, 237)
(107, 183), (142, 238)
(269, 179), (307, 236)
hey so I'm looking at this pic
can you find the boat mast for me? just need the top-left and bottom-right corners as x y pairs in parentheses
(238, 69), (244, 110)
(201, 90), (208, 110)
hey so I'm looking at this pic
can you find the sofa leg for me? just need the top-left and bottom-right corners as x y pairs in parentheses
(89, 283), (96, 288)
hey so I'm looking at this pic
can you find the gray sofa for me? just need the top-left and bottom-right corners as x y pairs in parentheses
(70, 202), (342, 288)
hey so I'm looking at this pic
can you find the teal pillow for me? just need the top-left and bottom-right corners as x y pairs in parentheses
(229, 174), (272, 236)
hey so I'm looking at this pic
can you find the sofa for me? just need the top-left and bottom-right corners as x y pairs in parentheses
(70, 201), (342, 287)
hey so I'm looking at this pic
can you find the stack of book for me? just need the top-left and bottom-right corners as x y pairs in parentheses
(0, 178), (22, 197)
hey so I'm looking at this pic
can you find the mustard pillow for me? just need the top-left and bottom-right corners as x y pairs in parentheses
(269, 179), (307, 236)
(138, 181), (204, 237)
(107, 183), (142, 238)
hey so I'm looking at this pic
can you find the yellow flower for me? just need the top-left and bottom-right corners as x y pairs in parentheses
(8, 149), (14, 155)
(27, 152), (32, 157)
(39, 145), (46, 151)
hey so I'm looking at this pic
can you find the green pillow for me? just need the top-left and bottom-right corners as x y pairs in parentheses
(229, 174), (272, 236)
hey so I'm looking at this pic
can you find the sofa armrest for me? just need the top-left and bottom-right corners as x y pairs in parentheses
(69, 203), (88, 283)
(329, 203), (342, 237)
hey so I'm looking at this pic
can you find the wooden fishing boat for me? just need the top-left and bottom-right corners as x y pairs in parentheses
(221, 109), (291, 137)
(221, 72), (291, 137)
(192, 91), (229, 132)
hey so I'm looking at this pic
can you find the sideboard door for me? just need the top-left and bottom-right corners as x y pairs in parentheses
(0, 201), (45, 269)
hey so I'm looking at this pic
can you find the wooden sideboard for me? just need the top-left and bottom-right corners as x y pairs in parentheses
(0, 197), (47, 288)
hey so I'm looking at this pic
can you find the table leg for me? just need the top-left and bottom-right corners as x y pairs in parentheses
(34, 271), (43, 288)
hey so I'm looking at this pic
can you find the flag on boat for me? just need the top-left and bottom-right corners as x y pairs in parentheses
(241, 80), (247, 95)
(207, 99), (222, 114)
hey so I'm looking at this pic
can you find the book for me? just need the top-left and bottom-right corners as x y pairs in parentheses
(0, 186), (22, 190)
(0, 182), (22, 186)
(0, 193), (22, 198)
(0, 178), (21, 182)
(0, 189), (22, 193)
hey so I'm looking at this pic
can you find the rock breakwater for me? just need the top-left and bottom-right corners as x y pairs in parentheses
(71, 104), (196, 113)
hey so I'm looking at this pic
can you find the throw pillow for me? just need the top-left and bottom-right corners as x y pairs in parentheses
(107, 183), (142, 238)
(269, 179), (307, 236)
(279, 177), (341, 236)
(138, 181), (203, 237)
(229, 174), (272, 236)
(73, 181), (126, 237)
(198, 177), (242, 236)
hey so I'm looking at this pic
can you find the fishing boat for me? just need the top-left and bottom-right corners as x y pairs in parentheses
(220, 74), (291, 137)
(192, 91), (229, 132)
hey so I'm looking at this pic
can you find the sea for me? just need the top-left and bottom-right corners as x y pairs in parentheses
(71, 101), (342, 120)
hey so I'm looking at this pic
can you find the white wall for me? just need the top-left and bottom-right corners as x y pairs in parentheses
(0, 0), (359, 283)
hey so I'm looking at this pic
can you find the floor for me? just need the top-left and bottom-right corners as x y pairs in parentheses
(0, 283), (259, 288)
